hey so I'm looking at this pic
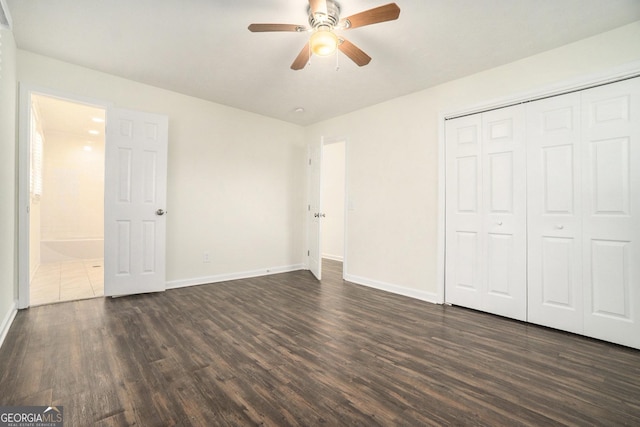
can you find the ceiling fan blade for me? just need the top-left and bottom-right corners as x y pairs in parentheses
(340, 3), (401, 29)
(338, 38), (372, 67)
(309, 0), (328, 16)
(291, 43), (311, 70)
(248, 23), (305, 32)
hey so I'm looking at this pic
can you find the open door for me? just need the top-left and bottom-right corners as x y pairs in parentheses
(308, 141), (323, 280)
(104, 108), (168, 296)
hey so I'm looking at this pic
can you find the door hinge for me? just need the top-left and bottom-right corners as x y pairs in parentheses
(308, 204), (310, 211)
(308, 158), (312, 165)
(307, 250), (310, 256)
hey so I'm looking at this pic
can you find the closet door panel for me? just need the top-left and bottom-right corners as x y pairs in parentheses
(445, 115), (484, 310)
(582, 77), (640, 349)
(527, 93), (583, 333)
(482, 106), (527, 321)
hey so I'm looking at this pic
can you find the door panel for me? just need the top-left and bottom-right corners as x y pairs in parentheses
(456, 156), (478, 212)
(541, 237), (575, 307)
(527, 92), (583, 333)
(591, 138), (630, 215)
(543, 144), (574, 213)
(105, 108), (168, 297)
(308, 142), (322, 280)
(488, 152), (514, 213)
(482, 106), (527, 320)
(454, 231), (479, 289)
(582, 76), (640, 349)
(486, 233), (512, 295)
(445, 115), (483, 310)
(590, 239), (630, 318)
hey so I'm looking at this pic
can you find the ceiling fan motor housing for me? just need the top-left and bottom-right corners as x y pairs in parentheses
(308, 0), (341, 29)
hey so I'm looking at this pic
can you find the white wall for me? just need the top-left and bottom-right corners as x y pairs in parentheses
(17, 51), (307, 286)
(305, 21), (640, 301)
(0, 27), (18, 341)
(40, 130), (105, 241)
(321, 141), (345, 261)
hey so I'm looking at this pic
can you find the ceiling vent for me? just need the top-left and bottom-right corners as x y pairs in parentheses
(0, 0), (12, 29)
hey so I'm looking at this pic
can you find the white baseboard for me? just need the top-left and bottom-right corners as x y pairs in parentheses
(0, 300), (18, 350)
(344, 273), (439, 304)
(166, 264), (306, 290)
(322, 254), (343, 262)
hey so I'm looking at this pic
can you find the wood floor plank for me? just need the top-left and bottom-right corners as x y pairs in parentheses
(1, 259), (640, 426)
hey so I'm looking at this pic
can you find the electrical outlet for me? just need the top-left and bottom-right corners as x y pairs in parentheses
(203, 251), (210, 263)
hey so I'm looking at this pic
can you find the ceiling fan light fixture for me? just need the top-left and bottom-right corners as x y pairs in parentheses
(310, 27), (338, 56)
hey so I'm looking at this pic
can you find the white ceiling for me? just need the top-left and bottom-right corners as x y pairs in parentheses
(8, 0), (640, 126)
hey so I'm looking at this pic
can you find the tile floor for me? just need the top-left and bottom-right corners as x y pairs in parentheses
(30, 258), (104, 306)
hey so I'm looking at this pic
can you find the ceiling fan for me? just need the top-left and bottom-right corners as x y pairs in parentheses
(248, 1), (401, 70)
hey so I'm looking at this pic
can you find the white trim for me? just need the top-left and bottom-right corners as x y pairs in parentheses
(0, 300), (18, 349)
(436, 60), (640, 304)
(166, 264), (306, 290)
(17, 84), (112, 308)
(344, 273), (439, 304)
(435, 112), (447, 304)
(322, 254), (343, 262)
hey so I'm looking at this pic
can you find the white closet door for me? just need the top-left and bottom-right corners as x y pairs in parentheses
(445, 114), (483, 310)
(527, 93), (584, 333)
(445, 106), (527, 320)
(581, 77), (640, 349)
(481, 106), (527, 320)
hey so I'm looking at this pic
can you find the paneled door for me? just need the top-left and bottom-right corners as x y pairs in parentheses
(581, 77), (640, 349)
(308, 142), (323, 280)
(527, 93), (584, 334)
(445, 105), (527, 321)
(104, 108), (168, 297)
(480, 106), (527, 320)
(445, 114), (483, 311)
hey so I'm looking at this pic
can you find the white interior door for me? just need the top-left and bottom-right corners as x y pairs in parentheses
(481, 106), (527, 320)
(308, 142), (323, 280)
(104, 108), (168, 297)
(581, 77), (640, 349)
(527, 92), (584, 333)
(445, 114), (483, 310)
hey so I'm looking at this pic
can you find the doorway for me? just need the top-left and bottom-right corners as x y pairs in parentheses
(321, 140), (346, 264)
(28, 94), (106, 306)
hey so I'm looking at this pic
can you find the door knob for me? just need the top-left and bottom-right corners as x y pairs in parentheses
(497, 221), (503, 226)
(156, 209), (166, 216)
(556, 224), (564, 230)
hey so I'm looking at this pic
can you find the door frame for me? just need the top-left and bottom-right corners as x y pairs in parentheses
(437, 60), (640, 305)
(306, 136), (349, 280)
(17, 84), (112, 308)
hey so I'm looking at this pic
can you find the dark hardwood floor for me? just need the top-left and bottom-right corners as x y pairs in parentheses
(1, 259), (639, 426)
